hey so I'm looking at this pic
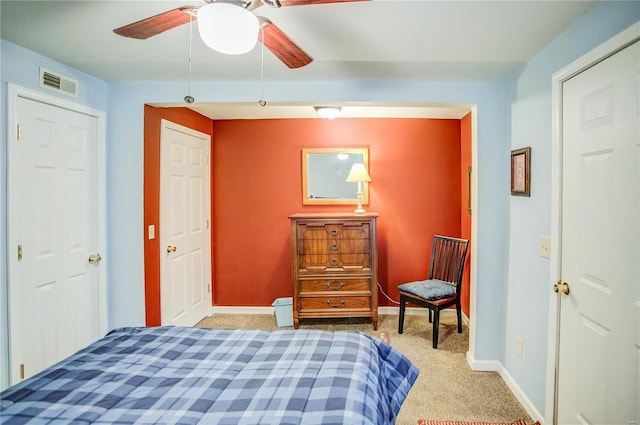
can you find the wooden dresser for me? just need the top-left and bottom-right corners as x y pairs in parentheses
(289, 212), (378, 330)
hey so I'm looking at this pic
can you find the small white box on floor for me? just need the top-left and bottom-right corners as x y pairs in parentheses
(272, 297), (293, 327)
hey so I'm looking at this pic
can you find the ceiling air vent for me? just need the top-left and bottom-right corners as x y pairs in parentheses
(40, 68), (78, 97)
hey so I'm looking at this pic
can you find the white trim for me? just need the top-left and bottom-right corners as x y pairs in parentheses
(205, 305), (466, 321)
(499, 362), (545, 424)
(546, 21), (640, 425)
(466, 352), (502, 371)
(380, 306), (469, 325)
(6, 84), (108, 383)
(209, 306), (275, 315)
(466, 352), (545, 424)
(468, 105), (479, 362)
(97, 104), (108, 336)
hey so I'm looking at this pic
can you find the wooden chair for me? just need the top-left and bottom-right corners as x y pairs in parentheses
(397, 235), (469, 348)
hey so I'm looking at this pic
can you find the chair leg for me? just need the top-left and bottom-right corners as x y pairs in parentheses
(432, 308), (440, 349)
(428, 309), (432, 323)
(398, 296), (406, 334)
(456, 303), (462, 333)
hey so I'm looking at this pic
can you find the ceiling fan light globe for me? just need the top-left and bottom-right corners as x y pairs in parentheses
(197, 3), (259, 55)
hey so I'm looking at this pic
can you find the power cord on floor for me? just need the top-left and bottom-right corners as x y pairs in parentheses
(377, 281), (400, 305)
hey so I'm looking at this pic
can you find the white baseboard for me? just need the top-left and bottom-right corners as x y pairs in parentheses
(382, 306), (470, 325)
(208, 306), (274, 315)
(466, 352), (544, 424)
(208, 305), (466, 322)
(466, 351), (502, 371)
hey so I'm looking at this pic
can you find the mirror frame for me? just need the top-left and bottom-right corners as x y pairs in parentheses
(302, 148), (370, 205)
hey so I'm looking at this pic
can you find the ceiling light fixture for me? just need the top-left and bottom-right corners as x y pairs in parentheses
(197, 3), (260, 55)
(314, 106), (342, 119)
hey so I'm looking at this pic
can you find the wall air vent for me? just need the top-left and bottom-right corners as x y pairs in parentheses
(39, 68), (78, 97)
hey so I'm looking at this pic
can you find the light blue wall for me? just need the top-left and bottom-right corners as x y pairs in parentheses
(0, 40), (109, 389)
(503, 1), (640, 415)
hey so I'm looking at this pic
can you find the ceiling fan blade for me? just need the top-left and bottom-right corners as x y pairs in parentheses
(272, 0), (369, 7)
(258, 18), (313, 69)
(113, 7), (196, 40)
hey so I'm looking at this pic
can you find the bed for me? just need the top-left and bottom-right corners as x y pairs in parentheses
(0, 326), (419, 424)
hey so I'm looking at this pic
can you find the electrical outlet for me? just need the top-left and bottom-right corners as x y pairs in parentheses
(539, 235), (550, 258)
(516, 337), (523, 358)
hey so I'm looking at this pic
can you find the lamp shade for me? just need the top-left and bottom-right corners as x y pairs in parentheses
(346, 163), (371, 182)
(197, 3), (259, 55)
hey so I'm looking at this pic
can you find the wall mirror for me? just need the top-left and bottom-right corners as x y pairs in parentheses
(302, 148), (369, 205)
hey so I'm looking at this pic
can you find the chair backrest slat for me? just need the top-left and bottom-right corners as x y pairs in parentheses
(428, 235), (469, 292)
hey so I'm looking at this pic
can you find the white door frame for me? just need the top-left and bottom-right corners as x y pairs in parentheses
(6, 84), (108, 383)
(546, 22), (640, 425)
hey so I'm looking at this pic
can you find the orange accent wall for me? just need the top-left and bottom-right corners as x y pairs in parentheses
(143, 112), (466, 322)
(460, 112), (472, 317)
(211, 118), (462, 307)
(143, 105), (213, 326)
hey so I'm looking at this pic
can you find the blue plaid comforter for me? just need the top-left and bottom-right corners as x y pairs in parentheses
(1, 326), (419, 425)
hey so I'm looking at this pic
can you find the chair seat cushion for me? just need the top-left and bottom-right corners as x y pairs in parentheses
(397, 279), (456, 300)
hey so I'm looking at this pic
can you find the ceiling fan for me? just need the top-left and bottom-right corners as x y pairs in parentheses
(113, 0), (368, 69)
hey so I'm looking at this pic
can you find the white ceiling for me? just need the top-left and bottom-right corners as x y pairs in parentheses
(1, 0), (598, 119)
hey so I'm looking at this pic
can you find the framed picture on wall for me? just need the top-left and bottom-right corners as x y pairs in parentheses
(511, 147), (531, 197)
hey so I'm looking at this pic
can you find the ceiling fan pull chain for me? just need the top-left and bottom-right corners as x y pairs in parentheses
(258, 26), (266, 107)
(184, 12), (195, 104)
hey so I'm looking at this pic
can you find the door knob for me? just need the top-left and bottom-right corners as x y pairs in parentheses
(88, 254), (102, 265)
(553, 281), (570, 295)
(166, 245), (177, 253)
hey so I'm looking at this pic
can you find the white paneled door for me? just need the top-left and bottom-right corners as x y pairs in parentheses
(558, 40), (639, 424)
(160, 120), (212, 326)
(9, 92), (104, 384)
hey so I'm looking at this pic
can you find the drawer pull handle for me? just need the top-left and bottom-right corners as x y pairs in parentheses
(330, 258), (339, 266)
(326, 299), (345, 308)
(330, 243), (338, 251)
(330, 229), (339, 236)
(326, 281), (345, 290)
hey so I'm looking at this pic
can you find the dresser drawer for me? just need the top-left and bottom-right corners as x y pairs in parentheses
(299, 296), (372, 311)
(298, 253), (370, 272)
(299, 278), (371, 293)
(297, 222), (370, 240)
(299, 237), (370, 255)
(297, 223), (370, 253)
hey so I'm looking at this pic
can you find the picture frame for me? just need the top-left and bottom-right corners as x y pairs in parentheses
(301, 148), (369, 205)
(511, 147), (531, 197)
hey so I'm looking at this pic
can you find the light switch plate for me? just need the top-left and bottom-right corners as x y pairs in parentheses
(148, 225), (155, 240)
(539, 235), (550, 258)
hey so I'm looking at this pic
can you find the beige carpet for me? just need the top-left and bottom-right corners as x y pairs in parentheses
(195, 313), (532, 425)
